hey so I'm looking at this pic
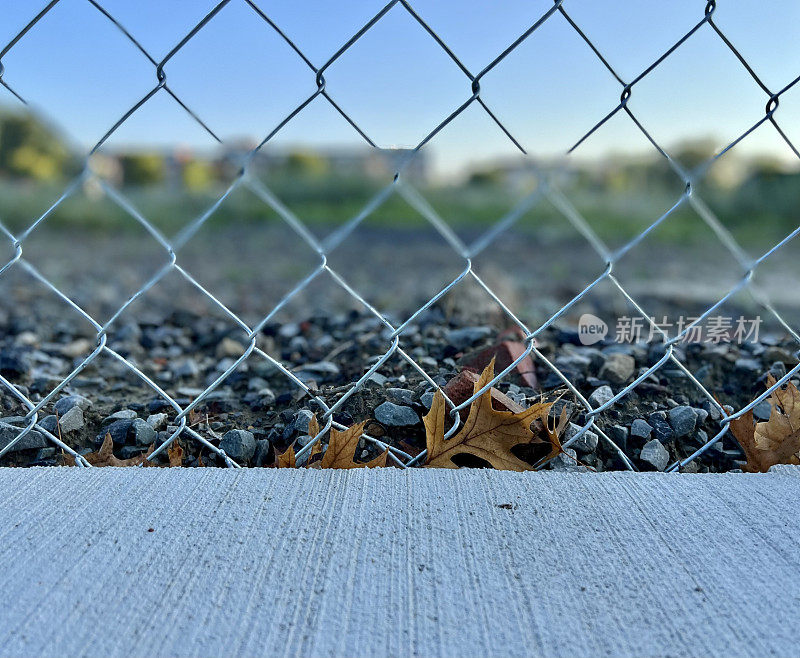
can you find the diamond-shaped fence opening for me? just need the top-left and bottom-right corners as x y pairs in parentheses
(1, 0), (799, 474)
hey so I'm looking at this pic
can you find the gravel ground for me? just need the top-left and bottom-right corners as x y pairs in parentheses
(1, 225), (798, 472)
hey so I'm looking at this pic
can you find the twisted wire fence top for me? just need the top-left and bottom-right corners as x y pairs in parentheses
(0, 0), (798, 471)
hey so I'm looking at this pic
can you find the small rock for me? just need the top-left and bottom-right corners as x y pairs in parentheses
(102, 419), (134, 445)
(58, 406), (84, 433)
(700, 400), (722, 421)
(253, 439), (272, 467)
(58, 338), (93, 359)
(220, 429), (256, 462)
(648, 412), (674, 444)
(608, 424), (628, 452)
(131, 418), (157, 446)
(258, 388), (276, 405)
(173, 359), (200, 378)
(599, 353), (635, 385)
(446, 326), (492, 351)
(35, 447), (56, 461)
(693, 407), (709, 426)
(216, 337), (245, 358)
(0, 350), (29, 377)
(588, 385), (614, 408)
(564, 422), (599, 454)
(54, 394), (92, 416)
(0, 423), (48, 452)
(39, 415), (58, 434)
(549, 448), (589, 472)
(102, 409), (138, 425)
(118, 446), (145, 460)
(420, 391), (435, 410)
(375, 402), (419, 427)
(293, 410), (315, 435)
(367, 373), (388, 387)
(278, 323), (301, 339)
(147, 413), (168, 430)
(667, 406), (697, 437)
(734, 357), (762, 374)
(753, 399), (772, 421)
(630, 419), (653, 440)
(639, 439), (670, 471)
(386, 388), (414, 406)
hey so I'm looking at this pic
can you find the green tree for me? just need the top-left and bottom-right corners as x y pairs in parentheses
(0, 111), (72, 181)
(119, 152), (165, 186)
(286, 150), (328, 177)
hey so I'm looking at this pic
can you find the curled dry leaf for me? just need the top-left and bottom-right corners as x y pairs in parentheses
(730, 375), (800, 473)
(320, 421), (388, 469)
(167, 439), (183, 468)
(423, 358), (559, 470)
(82, 433), (154, 467)
(275, 414), (387, 469)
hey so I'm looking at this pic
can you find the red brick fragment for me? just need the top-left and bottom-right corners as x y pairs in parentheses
(462, 340), (537, 389)
(442, 370), (525, 420)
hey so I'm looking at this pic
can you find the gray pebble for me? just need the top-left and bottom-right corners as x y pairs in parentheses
(630, 419), (653, 440)
(549, 447), (589, 472)
(39, 415), (58, 434)
(102, 409), (138, 425)
(599, 353), (635, 384)
(54, 394), (92, 416)
(220, 429), (256, 462)
(420, 391), (435, 410)
(131, 418), (157, 446)
(588, 385), (614, 408)
(375, 401), (419, 427)
(386, 388), (415, 406)
(640, 439), (670, 471)
(173, 359), (200, 378)
(58, 406), (84, 433)
(147, 413), (168, 430)
(753, 399), (772, 421)
(564, 422), (599, 454)
(253, 439), (272, 467)
(0, 423), (48, 452)
(667, 406), (697, 437)
(445, 326), (492, 351)
(293, 410), (315, 435)
(608, 424), (628, 451)
(734, 358), (762, 374)
(102, 419), (134, 445)
(700, 399), (722, 421)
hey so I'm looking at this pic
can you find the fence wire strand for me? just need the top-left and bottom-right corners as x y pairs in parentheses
(0, 0), (797, 472)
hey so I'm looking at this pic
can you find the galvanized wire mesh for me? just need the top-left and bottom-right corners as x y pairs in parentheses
(1, 0), (798, 471)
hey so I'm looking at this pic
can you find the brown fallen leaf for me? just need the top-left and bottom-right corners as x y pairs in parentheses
(731, 375), (800, 472)
(276, 444), (296, 468)
(320, 421), (388, 469)
(275, 416), (387, 469)
(82, 433), (154, 467)
(423, 358), (556, 470)
(168, 439), (183, 467)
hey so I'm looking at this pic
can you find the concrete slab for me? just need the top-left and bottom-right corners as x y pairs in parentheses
(0, 467), (798, 658)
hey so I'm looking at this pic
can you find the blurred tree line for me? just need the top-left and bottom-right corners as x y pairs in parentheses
(1, 107), (797, 243)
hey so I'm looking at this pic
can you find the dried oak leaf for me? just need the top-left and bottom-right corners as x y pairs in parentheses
(423, 358), (556, 470)
(276, 444), (296, 468)
(84, 433), (154, 467)
(320, 421), (388, 469)
(731, 375), (800, 473)
(167, 439), (183, 467)
(275, 414), (387, 469)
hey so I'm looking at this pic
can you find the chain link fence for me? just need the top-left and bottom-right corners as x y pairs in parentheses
(1, 0), (799, 471)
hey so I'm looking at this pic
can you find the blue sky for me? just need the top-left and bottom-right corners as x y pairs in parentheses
(1, 0), (799, 177)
